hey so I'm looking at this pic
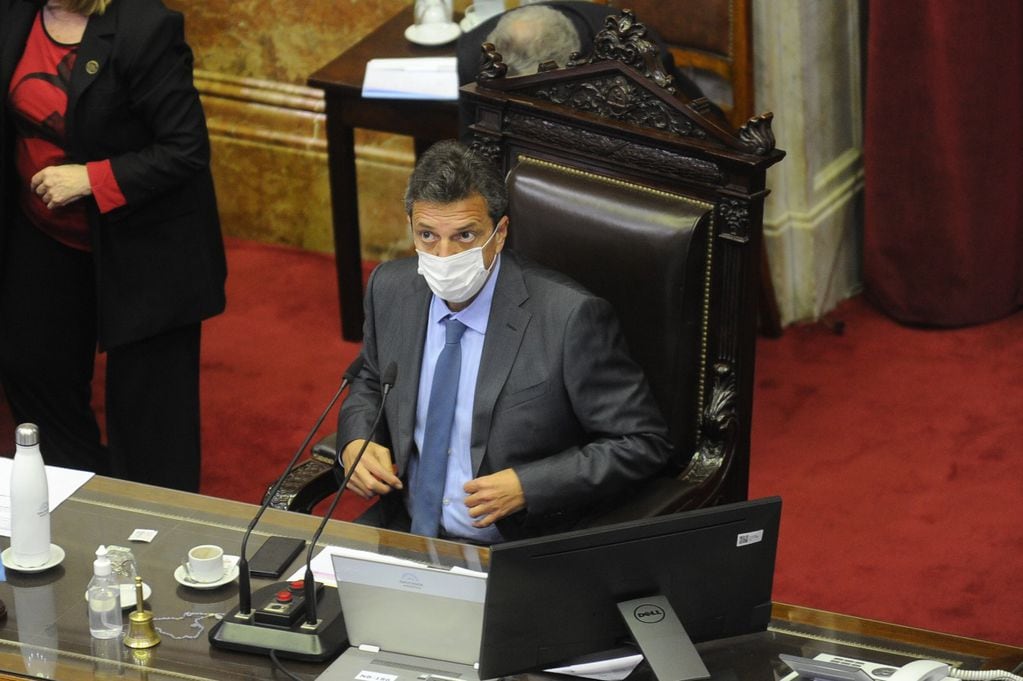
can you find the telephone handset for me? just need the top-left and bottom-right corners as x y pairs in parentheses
(890, 661), (953, 681)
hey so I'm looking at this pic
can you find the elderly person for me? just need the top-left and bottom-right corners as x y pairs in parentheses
(455, 2), (725, 135)
(0, 0), (226, 491)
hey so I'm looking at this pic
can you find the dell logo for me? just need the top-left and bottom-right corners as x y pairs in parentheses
(633, 604), (665, 623)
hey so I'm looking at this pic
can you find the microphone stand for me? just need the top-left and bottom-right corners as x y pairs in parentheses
(209, 356), (365, 661)
(302, 365), (396, 626)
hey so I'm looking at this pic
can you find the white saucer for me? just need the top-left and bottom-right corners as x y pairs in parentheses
(174, 563), (240, 590)
(1, 544), (65, 573)
(83, 582), (152, 609)
(460, 13), (482, 32)
(405, 22), (461, 46)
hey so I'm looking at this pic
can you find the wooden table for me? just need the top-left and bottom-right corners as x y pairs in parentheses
(0, 476), (1020, 680)
(309, 6), (460, 341)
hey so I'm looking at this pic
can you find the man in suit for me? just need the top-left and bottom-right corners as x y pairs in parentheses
(456, 2), (721, 104)
(337, 140), (672, 542)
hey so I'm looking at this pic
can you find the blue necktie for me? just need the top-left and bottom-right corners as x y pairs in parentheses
(411, 317), (467, 536)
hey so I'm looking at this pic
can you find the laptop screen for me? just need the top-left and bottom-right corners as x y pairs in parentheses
(331, 552), (487, 666)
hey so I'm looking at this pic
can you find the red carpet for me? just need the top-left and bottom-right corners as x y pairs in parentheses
(196, 239), (370, 520)
(750, 298), (1023, 645)
(2, 238), (1020, 645)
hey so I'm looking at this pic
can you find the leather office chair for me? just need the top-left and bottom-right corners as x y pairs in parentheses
(268, 9), (784, 523)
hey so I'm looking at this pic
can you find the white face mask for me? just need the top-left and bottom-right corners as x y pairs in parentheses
(416, 228), (499, 304)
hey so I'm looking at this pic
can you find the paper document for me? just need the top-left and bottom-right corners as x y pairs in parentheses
(545, 649), (644, 681)
(288, 545), (486, 586)
(362, 57), (459, 100)
(0, 458), (94, 536)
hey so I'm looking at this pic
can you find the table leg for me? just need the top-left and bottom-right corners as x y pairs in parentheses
(324, 97), (365, 342)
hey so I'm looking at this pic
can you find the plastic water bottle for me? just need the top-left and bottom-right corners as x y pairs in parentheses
(10, 423), (51, 567)
(87, 545), (123, 639)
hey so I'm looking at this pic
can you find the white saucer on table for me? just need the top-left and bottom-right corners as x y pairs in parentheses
(82, 582), (152, 609)
(405, 22), (462, 46)
(1, 544), (65, 573)
(174, 562), (240, 590)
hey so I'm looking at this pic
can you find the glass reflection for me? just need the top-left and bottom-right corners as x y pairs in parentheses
(12, 582), (58, 678)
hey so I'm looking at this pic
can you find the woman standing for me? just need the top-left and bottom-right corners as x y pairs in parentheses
(0, 0), (226, 491)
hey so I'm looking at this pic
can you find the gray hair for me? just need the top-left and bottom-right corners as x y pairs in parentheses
(404, 140), (508, 224)
(485, 5), (582, 77)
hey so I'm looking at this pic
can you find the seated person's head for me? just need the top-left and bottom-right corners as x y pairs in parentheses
(485, 5), (582, 76)
(404, 141), (509, 307)
(404, 140), (508, 226)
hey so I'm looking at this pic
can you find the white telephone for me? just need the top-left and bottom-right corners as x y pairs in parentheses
(780, 654), (1022, 681)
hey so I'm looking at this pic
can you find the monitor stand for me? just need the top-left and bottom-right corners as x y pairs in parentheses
(617, 595), (711, 681)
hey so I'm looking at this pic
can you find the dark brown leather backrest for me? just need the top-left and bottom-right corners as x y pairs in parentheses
(506, 157), (711, 453)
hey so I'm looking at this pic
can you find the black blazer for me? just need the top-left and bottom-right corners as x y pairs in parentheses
(0, 0), (226, 349)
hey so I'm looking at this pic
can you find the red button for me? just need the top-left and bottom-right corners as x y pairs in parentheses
(276, 590), (293, 603)
(289, 580), (304, 591)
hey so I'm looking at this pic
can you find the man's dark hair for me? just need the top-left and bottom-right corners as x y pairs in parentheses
(404, 140), (508, 225)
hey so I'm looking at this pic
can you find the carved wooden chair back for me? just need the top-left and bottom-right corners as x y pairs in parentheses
(462, 9), (784, 519)
(599, 0), (754, 128)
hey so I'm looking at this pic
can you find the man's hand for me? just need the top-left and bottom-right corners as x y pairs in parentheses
(341, 439), (403, 499)
(463, 468), (525, 528)
(31, 165), (92, 209)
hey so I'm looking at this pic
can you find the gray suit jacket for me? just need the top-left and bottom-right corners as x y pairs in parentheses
(338, 250), (672, 539)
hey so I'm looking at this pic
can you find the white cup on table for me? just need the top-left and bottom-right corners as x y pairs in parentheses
(415, 0), (453, 25)
(186, 544), (225, 583)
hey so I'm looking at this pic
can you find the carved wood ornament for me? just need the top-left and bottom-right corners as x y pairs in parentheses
(475, 9), (778, 155)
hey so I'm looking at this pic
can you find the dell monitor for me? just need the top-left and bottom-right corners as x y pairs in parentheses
(479, 496), (782, 681)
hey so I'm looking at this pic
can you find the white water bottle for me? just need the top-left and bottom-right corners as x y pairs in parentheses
(10, 423), (51, 567)
(87, 545), (123, 639)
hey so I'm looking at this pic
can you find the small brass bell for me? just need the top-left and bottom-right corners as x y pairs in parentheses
(123, 576), (161, 649)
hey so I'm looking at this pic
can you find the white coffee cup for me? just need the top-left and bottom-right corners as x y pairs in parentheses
(186, 544), (225, 583)
(415, 0), (453, 26)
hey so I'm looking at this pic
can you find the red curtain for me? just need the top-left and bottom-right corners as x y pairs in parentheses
(863, 1), (1023, 327)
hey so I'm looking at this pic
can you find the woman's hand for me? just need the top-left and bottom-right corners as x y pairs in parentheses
(31, 165), (92, 209)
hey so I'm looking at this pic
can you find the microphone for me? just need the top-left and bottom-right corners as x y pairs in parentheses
(301, 361), (398, 627)
(209, 354), (365, 661)
(237, 354), (364, 616)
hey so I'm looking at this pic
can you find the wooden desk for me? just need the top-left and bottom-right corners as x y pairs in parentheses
(1, 476), (1020, 680)
(0, 476), (482, 681)
(309, 6), (460, 341)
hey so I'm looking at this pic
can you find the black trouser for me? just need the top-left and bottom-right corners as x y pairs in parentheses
(0, 212), (202, 492)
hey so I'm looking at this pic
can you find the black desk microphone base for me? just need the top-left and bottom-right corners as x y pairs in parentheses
(208, 581), (346, 662)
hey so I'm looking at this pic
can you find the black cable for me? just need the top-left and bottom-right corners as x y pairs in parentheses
(268, 649), (307, 681)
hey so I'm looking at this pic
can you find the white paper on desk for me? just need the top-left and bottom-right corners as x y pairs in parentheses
(362, 57), (459, 100)
(288, 545), (487, 586)
(544, 651), (644, 681)
(0, 458), (94, 537)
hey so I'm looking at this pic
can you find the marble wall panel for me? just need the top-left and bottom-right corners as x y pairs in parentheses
(166, 0), (423, 257)
(755, 0), (865, 324)
(167, 0), (407, 85)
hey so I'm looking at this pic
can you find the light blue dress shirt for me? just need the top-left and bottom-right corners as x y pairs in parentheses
(409, 256), (503, 543)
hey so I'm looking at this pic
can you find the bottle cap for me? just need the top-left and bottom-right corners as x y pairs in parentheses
(15, 423), (39, 447)
(94, 545), (112, 577)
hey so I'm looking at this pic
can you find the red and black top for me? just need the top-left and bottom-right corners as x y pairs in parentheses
(6, 10), (125, 251)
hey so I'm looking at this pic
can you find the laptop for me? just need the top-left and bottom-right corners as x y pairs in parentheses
(315, 550), (486, 681)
